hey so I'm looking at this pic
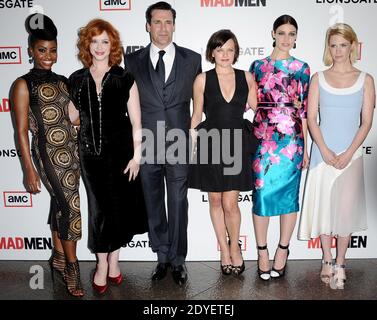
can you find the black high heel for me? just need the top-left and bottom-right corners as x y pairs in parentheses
(48, 248), (66, 282)
(257, 245), (270, 281)
(221, 264), (233, 275)
(271, 243), (290, 278)
(230, 240), (245, 276)
(64, 260), (84, 297)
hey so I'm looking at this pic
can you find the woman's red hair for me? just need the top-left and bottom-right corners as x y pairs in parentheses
(77, 19), (122, 67)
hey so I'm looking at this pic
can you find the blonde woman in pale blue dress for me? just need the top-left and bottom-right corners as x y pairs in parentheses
(298, 23), (375, 290)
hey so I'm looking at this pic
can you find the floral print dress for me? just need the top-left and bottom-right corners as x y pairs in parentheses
(250, 56), (310, 216)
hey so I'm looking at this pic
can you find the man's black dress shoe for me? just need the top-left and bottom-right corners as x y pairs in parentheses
(151, 263), (169, 281)
(172, 264), (187, 286)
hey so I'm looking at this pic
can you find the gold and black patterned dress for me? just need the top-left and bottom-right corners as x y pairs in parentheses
(21, 68), (81, 241)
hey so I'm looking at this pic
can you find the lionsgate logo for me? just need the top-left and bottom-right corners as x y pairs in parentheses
(3, 191), (33, 207)
(0, 148), (21, 157)
(0, 0), (33, 9)
(200, 0), (266, 7)
(0, 46), (21, 64)
(99, 0), (131, 11)
(0, 98), (11, 112)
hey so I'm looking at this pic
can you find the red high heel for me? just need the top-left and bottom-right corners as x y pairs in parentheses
(92, 269), (108, 294)
(108, 273), (123, 285)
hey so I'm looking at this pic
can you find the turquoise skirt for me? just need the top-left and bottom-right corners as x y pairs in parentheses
(252, 134), (304, 216)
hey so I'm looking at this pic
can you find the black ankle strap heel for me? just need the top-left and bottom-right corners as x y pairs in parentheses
(257, 245), (270, 281)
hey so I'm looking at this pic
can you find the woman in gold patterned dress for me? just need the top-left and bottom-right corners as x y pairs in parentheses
(11, 14), (83, 297)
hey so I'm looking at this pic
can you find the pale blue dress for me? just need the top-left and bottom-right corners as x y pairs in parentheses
(298, 71), (367, 240)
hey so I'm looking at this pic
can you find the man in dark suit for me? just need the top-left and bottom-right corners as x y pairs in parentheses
(124, 1), (202, 286)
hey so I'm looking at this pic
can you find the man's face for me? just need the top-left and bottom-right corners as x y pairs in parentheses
(147, 9), (175, 49)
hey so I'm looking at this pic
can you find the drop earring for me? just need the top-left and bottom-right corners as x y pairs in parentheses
(293, 42), (297, 49)
(272, 39), (276, 47)
(28, 56), (34, 64)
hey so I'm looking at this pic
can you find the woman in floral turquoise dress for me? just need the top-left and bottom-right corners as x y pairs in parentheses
(249, 15), (310, 281)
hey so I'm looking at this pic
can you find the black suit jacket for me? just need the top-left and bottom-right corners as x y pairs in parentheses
(125, 43), (202, 145)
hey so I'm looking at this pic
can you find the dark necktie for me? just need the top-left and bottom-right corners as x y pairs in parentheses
(155, 50), (166, 83)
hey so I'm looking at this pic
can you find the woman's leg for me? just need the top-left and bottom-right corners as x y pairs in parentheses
(108, 249), (121, 277)
(94, 252), (109, 286)
(208, 192), (231, 266)
(222, 191), (242, 266)
(320, 234), (333, 283)
(273, 212), (297, 270)
(252, 214), (270, 272)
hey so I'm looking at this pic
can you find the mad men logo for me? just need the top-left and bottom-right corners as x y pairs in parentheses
(124, 45), (145, 55)
(99, 0), (131, 11)
(0, 149), (21, 157)
(0, 237), (52, 250)
(308, 236), (367, 249)
(3, 191), (33, 207)
(217, 236), (247, 251)
(200, 0), (266, 7)
(0, 46), (21, 64)
(0, 98), (11, 112)
(0, 0), (33, 9)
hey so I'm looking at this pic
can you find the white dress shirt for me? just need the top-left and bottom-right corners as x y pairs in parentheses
(150, 42), (176, 82)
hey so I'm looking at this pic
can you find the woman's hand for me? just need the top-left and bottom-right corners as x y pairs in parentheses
(124, 158), (140, 181)
(302, 150), (310, 169)
(333, 150), (353, 170)
(26, 168), (41, 194)
(320, 147), (337, 166)
(190, 128), (198, 161)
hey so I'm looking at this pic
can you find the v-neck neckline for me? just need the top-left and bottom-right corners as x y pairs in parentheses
(214, 69), (236, 104)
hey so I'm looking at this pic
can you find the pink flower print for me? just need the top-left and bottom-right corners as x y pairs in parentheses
(287, 80), (298, 99)
(260, 140), (278, 155)
(269, 154), (281, 165)
(280, 144), (298, 160)
(273, 71), (285, 87)
(260, 61), (274, 74)
(264, 125), (274, 140)
(264, 74), (276, 91)
(255, 178), (264, 189)
(254, 122), (267, 139)
(270, 89), (283, 102)
(268, 110), (295, 135)
(297, 161), (303, 169)
(289, 59), (303, 72)
(252, 158), (263, 173)
(304, 67), (310, 75)
(297, 145), (303, 155)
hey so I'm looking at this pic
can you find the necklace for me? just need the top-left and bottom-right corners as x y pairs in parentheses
(87, 73), (110, 155)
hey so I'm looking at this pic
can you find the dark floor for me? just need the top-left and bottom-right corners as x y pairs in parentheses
(1, 259), (376, 301)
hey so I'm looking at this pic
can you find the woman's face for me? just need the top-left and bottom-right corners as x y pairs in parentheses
(30, 40), (57, 70)
(90, 31), (111, 63)
(329, 34), (353, 64)
(212, 39), (235, 68)
(273, 23), (297, 53)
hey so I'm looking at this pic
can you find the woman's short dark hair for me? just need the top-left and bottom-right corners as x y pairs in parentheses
(205, 29), (240, 64)
(273, 14), (298, 32)
(146, 1), (176, 25)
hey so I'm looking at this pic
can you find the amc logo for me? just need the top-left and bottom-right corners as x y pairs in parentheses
(0, 46), (21, 64)
(217, 235), (247, 251)
(0, 98), (11, 112)
(3, 191), (33, 207)
(99, 0), (131, 11)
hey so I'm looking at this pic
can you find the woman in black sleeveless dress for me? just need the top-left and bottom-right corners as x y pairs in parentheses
(12, 14), (83, 297)
(189, 30), (258, 275)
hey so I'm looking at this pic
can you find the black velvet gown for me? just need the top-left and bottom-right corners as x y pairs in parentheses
(69, 66), (148, 253)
